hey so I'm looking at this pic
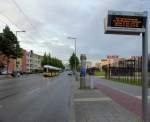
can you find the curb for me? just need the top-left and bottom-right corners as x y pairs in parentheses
(69, 77), (76, 122)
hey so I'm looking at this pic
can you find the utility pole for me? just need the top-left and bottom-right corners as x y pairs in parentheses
(15, 30), (26, 71)
(67, 37), (77, 73)
(142, 13), (148, 122)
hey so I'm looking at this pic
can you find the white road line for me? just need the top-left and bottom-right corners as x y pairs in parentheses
(28, 88), (41, 94)
(74, 97), (112, 102)
(135, 96), (150, 100)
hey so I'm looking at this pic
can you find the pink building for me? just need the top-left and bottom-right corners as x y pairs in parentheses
(0, 53), (15, 73)
(21, 50), (27, 73)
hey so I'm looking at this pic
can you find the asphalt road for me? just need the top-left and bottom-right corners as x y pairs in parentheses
(0, 72), (72, 122)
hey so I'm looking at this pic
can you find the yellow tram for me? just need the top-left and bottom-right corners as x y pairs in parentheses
(43, 65), (61, 77)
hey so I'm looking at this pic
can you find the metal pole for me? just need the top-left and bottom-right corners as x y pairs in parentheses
(142, 12), (148, 122)
(75, 38), (76, 72)
(16, 31), (18, 71)
(67, 37), (77, 73)
(15, 30), (26, 72)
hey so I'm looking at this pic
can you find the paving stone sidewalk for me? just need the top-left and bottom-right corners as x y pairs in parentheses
(73, 81), (142, 122)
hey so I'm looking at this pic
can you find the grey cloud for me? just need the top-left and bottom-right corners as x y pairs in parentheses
(0, 0), (149, 62)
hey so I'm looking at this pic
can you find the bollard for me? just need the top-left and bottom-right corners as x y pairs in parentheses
(80, 76), (86, 89)
(90, 76), (94, 89)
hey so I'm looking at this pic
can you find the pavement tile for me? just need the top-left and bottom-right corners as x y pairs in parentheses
(96, 83), (150, 121)
(73, 81), (142, 122)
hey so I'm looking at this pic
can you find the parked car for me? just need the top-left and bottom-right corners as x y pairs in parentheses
(1, 70), (7, 75)
(68, 71), (73, 75)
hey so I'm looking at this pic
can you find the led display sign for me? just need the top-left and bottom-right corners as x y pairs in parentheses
(108, 15), (146, 28)
(104, 11), (147, 35)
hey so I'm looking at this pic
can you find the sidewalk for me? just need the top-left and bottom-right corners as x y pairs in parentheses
(0, 75), (12, 80)
(73, 80), (142, 122)
(0, 74), (41, 82)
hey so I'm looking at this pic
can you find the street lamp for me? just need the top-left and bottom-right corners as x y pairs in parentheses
(67, 36), (77, 73)
(15, 30), (26, 71)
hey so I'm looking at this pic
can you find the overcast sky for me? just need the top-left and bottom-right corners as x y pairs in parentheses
(0, 0), (150, 63)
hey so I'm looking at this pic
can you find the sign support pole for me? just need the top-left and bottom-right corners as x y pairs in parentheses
(104, 10), (148, 122)
(142, 12), (148, 122)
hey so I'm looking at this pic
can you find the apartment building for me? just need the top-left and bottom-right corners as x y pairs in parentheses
(26, 50), (43, 73)
(0, 50), (43, 73)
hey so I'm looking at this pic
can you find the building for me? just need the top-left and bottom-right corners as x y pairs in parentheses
(100, 59), (108, 67)
(100, 55), (126, 70)
(128, 56), (142, 69)
(0, 52), (15, 73)
(101, 55), (120, 67)
(26, 50), (43, 73)
(0, 50), (43, 73)
(107, 55), (119, 59)
(21, 50), (28, 72)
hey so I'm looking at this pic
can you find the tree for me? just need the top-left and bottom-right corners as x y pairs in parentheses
(0, 63), (5, 72)
(69, 52), (79, 71)
(0, 26), (23, 73)
(148, 59), (150, 72)
(41, 52), (64, 68)
(41, 53), (48, 66)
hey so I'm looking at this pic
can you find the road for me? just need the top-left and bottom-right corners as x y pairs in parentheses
(0, 72), (72, 122)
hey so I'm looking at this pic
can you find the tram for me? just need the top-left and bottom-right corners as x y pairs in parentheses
(43, 65), (61, 77)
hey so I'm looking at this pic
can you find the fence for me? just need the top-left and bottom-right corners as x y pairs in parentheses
(104, 57), (150, 86)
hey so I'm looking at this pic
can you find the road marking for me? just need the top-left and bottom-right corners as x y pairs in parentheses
(28, 88), (41, 94)
(74, 97), (112, 102)
(136, 96), (150, 100)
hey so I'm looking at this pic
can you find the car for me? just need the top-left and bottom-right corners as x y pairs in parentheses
(1, 70), (7, 75)
(68, 72), (73, 75)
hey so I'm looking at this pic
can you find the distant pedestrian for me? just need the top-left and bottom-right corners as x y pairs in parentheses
(20, 71), (23, 77)
(17, 71), (20, 77)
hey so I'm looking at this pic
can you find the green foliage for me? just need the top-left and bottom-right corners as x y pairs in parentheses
(41, 53), (64, 68)
(94, 71), (105, 76)
(69, 52), (79, 70)
(0, 26), (23, 58)
(148, 59), (150, 72)
(0, 26), (23, 72)
(41, 53), (48, 66)
(0, 63), (5, 71)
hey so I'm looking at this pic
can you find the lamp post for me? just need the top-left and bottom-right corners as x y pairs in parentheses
(67, 37), (77, 73)
(15, 30), (26, 71)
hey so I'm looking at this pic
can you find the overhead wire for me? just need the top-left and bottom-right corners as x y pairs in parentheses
(0, 0), (48, 44)
(10, 0), (50, 42)
(0, 13), (38, 44)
